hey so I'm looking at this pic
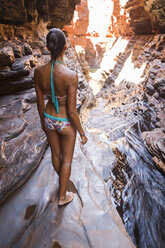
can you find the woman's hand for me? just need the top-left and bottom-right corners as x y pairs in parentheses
(80, 134), (88, 145)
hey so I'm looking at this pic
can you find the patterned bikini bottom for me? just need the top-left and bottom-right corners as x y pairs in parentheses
(44, 112), (71, 133)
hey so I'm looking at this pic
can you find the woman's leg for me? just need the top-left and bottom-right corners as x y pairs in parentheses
(44, 129), (61, 176)
(59, 125), (76, 200)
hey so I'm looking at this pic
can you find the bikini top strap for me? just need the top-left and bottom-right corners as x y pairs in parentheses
(51, 62), (59, 114)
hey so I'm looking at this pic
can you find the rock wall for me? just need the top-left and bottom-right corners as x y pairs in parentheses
(64, 0), (165, 67)
(98, 34), (165, 174)
(0, 0), (81, 40)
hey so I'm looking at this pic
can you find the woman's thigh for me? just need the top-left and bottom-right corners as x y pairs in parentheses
(59, 125), (76, 163)
(44, 129), (61, 156)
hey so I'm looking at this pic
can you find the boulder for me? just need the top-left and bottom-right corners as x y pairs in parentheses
(0, 46), (15, 67)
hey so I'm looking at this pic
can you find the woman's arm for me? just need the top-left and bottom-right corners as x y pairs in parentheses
(34, 68), (45, 131)
(67, 73), (88, 145)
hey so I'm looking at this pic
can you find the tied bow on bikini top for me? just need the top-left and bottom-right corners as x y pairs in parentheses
(50, 60), (65, 114)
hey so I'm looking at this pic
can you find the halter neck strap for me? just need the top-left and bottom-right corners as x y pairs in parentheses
(51, 62), (59, 113)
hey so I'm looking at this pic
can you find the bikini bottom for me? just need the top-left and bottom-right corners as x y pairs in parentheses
(44, 112), (71, 133)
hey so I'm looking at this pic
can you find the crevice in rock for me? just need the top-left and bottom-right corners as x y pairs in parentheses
(52, 240), (62, 248)
(24, 204), (37, 220)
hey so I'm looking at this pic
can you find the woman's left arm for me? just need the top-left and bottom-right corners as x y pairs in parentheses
(34, 68), (45, 131)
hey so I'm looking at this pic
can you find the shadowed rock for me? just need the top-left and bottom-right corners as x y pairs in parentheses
(0, 93), (47, 205)
(0, 46), (15, 67)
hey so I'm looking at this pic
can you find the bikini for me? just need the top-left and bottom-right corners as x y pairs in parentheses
(44, 61), (71, 132)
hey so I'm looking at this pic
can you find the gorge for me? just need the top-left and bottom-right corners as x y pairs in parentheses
(0, 1), (165, 248)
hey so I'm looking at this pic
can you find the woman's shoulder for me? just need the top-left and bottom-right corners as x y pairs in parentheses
(34, 63), (47, 75)
(63, 66), (78, 84)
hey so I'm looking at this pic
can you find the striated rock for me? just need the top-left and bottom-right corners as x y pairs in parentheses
(0, 46), (15, 67)
(0, 0), (81, 40)
(0, 76), (34, 96)
(0, 68), (29, 81)
(153, 78), (165, 98)
(0, 93), (47, 205)
(143, 128), (165, 175)
(65, 38), (96, 110)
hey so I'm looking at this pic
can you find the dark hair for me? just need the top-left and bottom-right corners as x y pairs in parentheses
(46, 28), (66, 60)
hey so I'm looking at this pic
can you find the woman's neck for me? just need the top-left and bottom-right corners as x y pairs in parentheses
(51, 55), (64, 63)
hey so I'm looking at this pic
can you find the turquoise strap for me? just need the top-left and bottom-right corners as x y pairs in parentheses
(44, 112), (69, 122)
(51, 62), (59, 113)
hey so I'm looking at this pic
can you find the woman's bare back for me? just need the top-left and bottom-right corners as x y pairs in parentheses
(35, 62), (77, 118)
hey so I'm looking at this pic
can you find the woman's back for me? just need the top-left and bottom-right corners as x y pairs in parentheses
(35, 61), (77, 118)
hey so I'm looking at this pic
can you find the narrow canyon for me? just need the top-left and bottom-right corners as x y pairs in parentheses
(0, 1), (165, 248)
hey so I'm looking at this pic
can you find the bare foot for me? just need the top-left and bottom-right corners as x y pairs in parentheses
(58, 192), (74, 206)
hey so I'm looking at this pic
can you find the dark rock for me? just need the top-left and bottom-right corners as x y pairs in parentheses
(154, 78), (165, 98)
(0, 68), (30, 81)
(0, 76), (34, 96)
(13, 45), (23, 58)
(24, 43), (33, 55)
(0, 0), (27, 23)
(146, 84), (155, 96)
(0, 46), (15, 67)
(143, 128), (165, 175)
(30, 40), (45, 50)
(11, 55), (34, 70)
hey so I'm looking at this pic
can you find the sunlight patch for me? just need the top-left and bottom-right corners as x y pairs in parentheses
(115, 51), (146, 86)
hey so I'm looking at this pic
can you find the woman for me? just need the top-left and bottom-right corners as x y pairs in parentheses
(34, 28), (88, 206)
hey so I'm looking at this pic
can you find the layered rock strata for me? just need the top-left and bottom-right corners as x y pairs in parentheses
(0, 0), (81, 39)
(98, 34), (165, 174)
(64, 0), (165, 67)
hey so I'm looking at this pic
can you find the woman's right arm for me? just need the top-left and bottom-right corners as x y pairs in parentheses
(67, 73), (88, 145)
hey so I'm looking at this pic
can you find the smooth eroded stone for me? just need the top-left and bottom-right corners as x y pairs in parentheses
(0, 76), (34, 96)
(0, 102), (47, 205)
(0, 46), (15, 67)
(0, 68), (30, 81)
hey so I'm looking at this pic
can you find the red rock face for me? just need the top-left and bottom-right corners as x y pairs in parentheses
(0, 0), (81, 40)
(63, 0), (165, 67)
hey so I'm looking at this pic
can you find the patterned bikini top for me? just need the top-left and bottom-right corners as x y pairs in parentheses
(50, 60), (66, 114)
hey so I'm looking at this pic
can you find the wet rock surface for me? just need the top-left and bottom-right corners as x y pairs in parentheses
(0, 140), (135, 248)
